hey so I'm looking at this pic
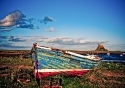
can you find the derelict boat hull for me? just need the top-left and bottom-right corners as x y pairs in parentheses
(31, 43), (101, 79)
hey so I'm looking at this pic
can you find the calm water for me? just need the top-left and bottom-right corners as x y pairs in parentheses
(98, 54), (125, 60)
(83, 54), (125, 62)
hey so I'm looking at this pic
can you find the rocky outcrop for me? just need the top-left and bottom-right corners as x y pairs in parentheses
(95, 44), (108, 51)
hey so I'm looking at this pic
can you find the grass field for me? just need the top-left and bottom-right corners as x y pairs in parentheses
(0, 57), (125, 88)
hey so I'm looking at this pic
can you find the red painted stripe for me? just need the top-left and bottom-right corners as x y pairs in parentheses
(34, 70), (89, 79)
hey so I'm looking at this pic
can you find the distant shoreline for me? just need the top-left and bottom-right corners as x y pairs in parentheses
(0, 50), (123, 54)
(72, 51), (123, 54)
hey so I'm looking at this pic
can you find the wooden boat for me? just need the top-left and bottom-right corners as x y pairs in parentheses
(31, 43), (101, 79)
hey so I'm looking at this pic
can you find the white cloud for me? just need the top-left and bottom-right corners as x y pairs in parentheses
(45, 27), (54, 32)
(43, 16), (53, 21)
(0, 10), (37, 31)
(0, 10), (24, 27)
(40, 16), (53, 24)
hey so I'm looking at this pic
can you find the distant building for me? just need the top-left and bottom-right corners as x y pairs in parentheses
(95, 44), (108, 51)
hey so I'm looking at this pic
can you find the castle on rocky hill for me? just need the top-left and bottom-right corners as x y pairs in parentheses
(95, 44), (108, 51)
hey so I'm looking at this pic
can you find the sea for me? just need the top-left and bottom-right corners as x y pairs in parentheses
(97, 53), (125, 62)
(82, 53), (125, 62)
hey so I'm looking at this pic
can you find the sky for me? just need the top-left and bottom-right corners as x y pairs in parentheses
(0, 0), (125, 51)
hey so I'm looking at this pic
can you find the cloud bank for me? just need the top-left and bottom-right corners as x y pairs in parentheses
(38, 37), (108, 45)
(3, 35), (125, 51)
(0, 36), (108, 45)
(0, 43), (29, 49)
(8, 36), (26, 42)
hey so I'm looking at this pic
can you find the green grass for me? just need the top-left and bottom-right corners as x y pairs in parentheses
(99, 62), (125, 70)
(0, 57), (38, 88)
(0, 57), (125, 88)
(0, 57), (32, 65)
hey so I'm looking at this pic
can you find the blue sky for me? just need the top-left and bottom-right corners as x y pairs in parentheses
(0, 0), (125, 51)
